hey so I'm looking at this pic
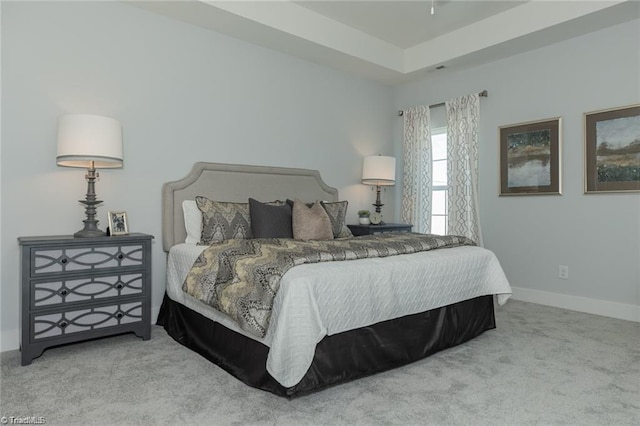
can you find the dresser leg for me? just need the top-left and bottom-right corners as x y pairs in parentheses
(21, 345), (45, 366)
(134, 328), (151, 341)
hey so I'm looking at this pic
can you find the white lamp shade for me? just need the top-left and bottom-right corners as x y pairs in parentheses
(362, 155), (395, 186)
(57, 114), (123, 168)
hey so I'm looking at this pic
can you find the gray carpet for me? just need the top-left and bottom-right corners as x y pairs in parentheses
(1, 300), (638, 425)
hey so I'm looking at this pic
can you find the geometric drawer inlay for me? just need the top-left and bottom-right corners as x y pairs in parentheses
(32, 273), (143, 307)
(32, 302), (143, 340)
(33, 244), (143, 274)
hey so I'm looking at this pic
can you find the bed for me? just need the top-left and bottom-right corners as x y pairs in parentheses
(157, 162), (512, 397)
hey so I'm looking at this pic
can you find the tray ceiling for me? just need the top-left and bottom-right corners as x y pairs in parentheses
(128, 1), (640, 84)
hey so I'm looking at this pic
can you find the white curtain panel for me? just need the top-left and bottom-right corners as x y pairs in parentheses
(446, 94), (483, 246)
(401, 105), (432, 234)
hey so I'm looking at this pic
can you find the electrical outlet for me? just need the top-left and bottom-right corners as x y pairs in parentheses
(559, 265), (569, 280)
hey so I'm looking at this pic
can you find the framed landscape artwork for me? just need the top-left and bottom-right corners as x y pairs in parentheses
(499, 118), (561, 195)
(585, 104), (640, 193)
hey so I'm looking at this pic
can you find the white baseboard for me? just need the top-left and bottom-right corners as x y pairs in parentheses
(1, 328), (19, 352)
(511, 286), (640, 323)
(1, 306), (163, 354)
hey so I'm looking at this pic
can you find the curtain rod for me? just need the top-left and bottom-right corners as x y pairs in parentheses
(397, 90), (488, 117)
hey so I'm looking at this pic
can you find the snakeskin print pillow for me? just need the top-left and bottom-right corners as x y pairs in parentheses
(196, 197), (252, 243)
(320, 201), (353, 238)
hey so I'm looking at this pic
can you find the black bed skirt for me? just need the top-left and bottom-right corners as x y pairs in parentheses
(157, 293), (496, 398)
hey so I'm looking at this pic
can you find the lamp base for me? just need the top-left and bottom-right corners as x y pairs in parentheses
(74, 221), (106, 238)
(74, 164), (106, 238)
(372, 184), (384, 213)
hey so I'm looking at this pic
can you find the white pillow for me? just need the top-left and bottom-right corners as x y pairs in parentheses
(182, 200), (202, 244)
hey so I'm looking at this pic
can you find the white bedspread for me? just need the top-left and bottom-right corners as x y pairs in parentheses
(166, 243), (512, 387)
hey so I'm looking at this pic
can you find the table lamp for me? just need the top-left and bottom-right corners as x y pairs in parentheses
(362, 155), (396, 214)
(57, 114), (123, 238)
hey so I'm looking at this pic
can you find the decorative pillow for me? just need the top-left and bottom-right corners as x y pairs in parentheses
(292, 199), (334, 241)
(336, 224), (353, 238)
(286, 199), (313, 208)
(320, 201), (352, 238)
(196, 197), (252, 244)
(249, 198), (293, 238)
(182, 200), (202, 244)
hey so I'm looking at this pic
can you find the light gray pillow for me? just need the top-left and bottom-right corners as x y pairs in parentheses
(292, 199), (334, 240)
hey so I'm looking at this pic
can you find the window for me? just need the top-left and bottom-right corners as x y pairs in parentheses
(431, 127), (448, 235)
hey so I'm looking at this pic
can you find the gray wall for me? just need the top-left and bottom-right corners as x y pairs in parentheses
(0, 2), (394, 349)
(394, 18), (640, 320)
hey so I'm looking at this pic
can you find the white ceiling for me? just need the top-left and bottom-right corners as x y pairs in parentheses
(294, 1), (526, 49)
(129, 0), (640, 84)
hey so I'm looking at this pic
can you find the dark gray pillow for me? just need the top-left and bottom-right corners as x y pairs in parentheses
(249, 198), (293, 238)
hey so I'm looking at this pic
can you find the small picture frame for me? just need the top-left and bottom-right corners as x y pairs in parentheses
(584, 104), (640, 193)
(499, 117), (562, 196)
(107, 211), (129, 236)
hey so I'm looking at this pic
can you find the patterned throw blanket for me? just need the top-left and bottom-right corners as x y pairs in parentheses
(182, 233), (475, 338)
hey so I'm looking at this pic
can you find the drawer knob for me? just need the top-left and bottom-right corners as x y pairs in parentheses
(60, 289), (68, 296)
(116, 283), (124, 290)
(115, 312), (124, 319)
(59, 321), (68, 329)
(60, 258), (68, 264)
(117, 253), (124, 260)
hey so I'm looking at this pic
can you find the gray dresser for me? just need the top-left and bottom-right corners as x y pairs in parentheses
(18, 233), (153, 365)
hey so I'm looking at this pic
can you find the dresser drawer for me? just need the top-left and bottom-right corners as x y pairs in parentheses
(31, 272), (144, 309)
(31, 301), (144, 341)
(31, 243), (144, 276)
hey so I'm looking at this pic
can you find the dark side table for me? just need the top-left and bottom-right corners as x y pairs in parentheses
(347, 223), (413, 236)
(18, 233), (153, 365)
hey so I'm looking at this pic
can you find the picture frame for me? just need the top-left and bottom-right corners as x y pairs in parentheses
(584, 104), (640, 193)
(107, 211), (129, 236)
(499, 117), (562, 196)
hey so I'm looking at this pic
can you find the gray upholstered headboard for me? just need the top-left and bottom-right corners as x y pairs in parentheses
(162, 162), (339, 252)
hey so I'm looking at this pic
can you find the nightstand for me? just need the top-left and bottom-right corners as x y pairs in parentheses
(18, 233), (153, 365)
(347, 223), (413, 236)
